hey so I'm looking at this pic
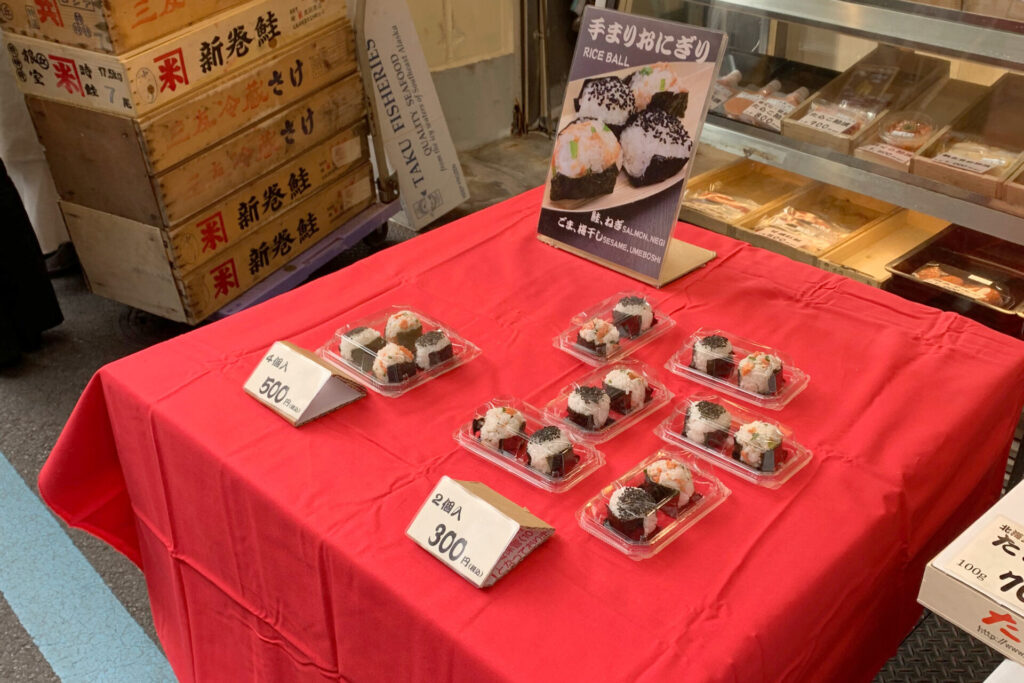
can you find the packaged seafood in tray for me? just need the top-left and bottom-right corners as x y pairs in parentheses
(543, 360), (673, 444)
(576, 448), (729, 560)
(318, 306), (480, 397)
(454, 398), (606, 493)
(554, 292), (676, 366)
(665, 328), (809, 410)
(655, 394), (812, 488)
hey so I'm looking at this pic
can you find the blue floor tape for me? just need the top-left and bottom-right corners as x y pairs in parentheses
(0, 453), (175, 682)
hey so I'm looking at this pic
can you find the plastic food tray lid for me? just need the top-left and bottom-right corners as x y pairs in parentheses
(576, 448), (730, 561)
(453, 397), (606, 493)
(317, 305), (481, 398)
(542, 359), (673, 444)
(665, 327), (809, 410)
(654, 393), (812, 489)
(553, 291), (676, 367)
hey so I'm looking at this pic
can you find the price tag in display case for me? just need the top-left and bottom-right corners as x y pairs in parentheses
(244, 341), (365, 426)
(407, 477), (554, 588)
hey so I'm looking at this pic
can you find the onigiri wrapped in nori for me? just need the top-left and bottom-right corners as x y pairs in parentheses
(550, 117), (622, 201)
(573, 76), (635, 135)
(628, 62), (688, 117)
(620, 109), (693, 187)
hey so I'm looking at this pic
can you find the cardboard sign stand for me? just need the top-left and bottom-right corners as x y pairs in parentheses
(537, 235), (716, 288)
(244, 341), (366, 426)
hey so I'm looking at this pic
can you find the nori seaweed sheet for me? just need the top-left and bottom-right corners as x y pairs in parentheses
(646, 90), (688, 118)
(551, 164), (620, 201)
(625, 153), (689, 188)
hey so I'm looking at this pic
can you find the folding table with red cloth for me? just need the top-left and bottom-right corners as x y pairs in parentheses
(40, 188), (1024, 682)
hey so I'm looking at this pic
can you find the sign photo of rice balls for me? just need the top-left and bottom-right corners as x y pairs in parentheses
(543, 60), (717, 212)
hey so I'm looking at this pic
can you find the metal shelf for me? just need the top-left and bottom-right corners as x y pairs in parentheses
(689, 0), (1024, 70)
(699, 117), (1024, 246)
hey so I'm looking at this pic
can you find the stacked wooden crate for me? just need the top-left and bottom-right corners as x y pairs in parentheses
(1, 0), (373, 323)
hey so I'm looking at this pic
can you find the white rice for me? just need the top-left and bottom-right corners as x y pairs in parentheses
(480, 407), (525, 449)
(371, 343), (413, 381)
(629, 63), (683, 110)
(414, 331), (451, 370)
(552, 117), (622, 179)
(645, 458), (695, 500)
(385, 310), (421, 342)
(578, 77), (634, 127)
(568, 387), (611, 428)
(738, 353), (783, 394)
(608, 487), (657, 536)
(527, 427), (572, 475)
(735, 421), (783, 468)
(692, 335), (733, 373)
(603, 368), (647, 410)
(340, 327), (382, 362)
(579, 318), (620, 346)
(613, 298), (653, 332)
(684, 401), (732, 444)
(620, 110), (693, 179)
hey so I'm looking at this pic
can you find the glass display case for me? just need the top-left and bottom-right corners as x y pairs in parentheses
(620, 0), (1024, 335)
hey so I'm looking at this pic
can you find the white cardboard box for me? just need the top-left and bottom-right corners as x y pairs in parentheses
(920, 482), (1024, 664)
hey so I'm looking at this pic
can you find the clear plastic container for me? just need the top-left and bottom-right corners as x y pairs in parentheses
(542, 360), (673, 444)
(912, 261), (1013, 309)
(665, 328), (809, 410)
(453, 397), (606, 493)
(878, 110), (936, 151)
(553, 291), (676, 366)
(317, 306), (481, 398)
(654, 393), (812, 489)
(576, 448), (730, 560)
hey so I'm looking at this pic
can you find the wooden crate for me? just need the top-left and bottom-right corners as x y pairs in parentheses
(166, 121), (369, 273)
(734, 184), (899, 266)
(781, 45), (949, 154)
(819, 210), (950, 287)
(31, 74), (365, 225)
(2, 0), (344, 116)
(912, 73), (1024, 198)
(0, 0), (244, 54)
(26, 20), (355, 174)
(62, 163), (375, 324)
(680, 159), (814, 235)
(854, 79), (989, 171)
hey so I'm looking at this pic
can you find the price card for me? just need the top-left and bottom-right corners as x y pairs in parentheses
(243, 341), (365, 426)
(799, 109), (859, 136)
(945, 515), (1024, 613)
(709, 83), (733, 109)
(743, 98), (796, 132)
(933, 152), (997, 175)
(406, 476), (554, 588)
(859, 142), (914, 164)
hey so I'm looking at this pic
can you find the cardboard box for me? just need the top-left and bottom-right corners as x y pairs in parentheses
(782, 45), (949, 154)
(31, 74), (365, 225)
(62, 162), (375, 323)
(854, 79), (989, 171)
(913, 73), (1024, 198)
(733, 184), (898, 266)
(0, 0), (243, 55)
(920, 481), (1024, 666)
(819, 210), (949, 287)
(2, 0), (344, 116)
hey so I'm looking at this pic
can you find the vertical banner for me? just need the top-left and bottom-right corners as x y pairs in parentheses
(537, 7), (726, 286)
(360, 0), (469, 230)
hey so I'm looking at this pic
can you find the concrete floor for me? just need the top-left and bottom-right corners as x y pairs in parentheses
(0, 131), (1007, 681)
(0, 132), (555, 681)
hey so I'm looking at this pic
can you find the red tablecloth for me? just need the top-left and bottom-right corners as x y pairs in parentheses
(42, 187), (1024, 682)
